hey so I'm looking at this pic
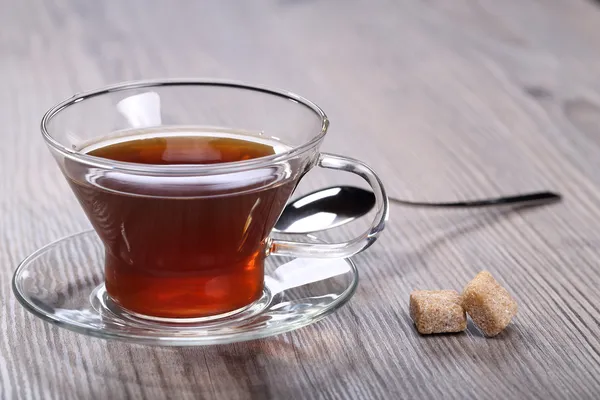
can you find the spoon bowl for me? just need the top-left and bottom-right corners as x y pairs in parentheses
(275, 187), (375, 234)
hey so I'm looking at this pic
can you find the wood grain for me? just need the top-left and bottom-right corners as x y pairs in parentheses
(2, 0), (600, 398)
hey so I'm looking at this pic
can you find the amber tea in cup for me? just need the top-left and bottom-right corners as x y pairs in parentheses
(68, 130), (298, 318)
(42, 80), (388, 322)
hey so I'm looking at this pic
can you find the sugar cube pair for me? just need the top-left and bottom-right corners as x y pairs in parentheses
(410, 271), (517, 337)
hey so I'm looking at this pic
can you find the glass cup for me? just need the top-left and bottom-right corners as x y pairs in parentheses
(41, 79), (388, 322)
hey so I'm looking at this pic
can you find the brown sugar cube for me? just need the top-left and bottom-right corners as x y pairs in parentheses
(410, 290), (467, 334)
(462, 271), (518, 337)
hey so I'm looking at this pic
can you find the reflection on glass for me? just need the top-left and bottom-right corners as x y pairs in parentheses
(284, 212), (338, 233)
(272, 257), (351, 292)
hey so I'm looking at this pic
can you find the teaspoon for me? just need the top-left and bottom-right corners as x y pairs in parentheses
(274, 186), (561, 234)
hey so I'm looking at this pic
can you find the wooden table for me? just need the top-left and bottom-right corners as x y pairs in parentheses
(2, 0), (600, 398)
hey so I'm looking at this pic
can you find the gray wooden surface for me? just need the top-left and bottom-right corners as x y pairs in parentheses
(2, 0), (600, 398)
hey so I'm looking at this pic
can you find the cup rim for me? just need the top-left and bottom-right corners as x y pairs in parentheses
(41, 78), (329, 175)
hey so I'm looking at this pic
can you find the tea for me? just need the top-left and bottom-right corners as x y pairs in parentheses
(66, 130), (297, 319)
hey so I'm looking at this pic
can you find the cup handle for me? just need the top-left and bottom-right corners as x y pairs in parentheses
(270, 153), (389, 258)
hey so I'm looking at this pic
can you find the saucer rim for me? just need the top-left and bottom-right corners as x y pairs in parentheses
(12, 230), (359, 346)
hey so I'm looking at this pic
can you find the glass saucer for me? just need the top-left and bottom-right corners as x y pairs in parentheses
(12, 230), (358, 346)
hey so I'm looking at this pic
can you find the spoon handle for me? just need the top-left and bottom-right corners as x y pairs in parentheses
(390, 191), (562, 208)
